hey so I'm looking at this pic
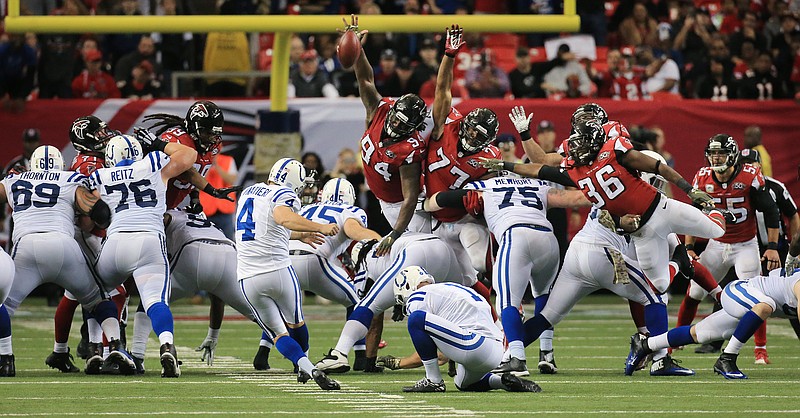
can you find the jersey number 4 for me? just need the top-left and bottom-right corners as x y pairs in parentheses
(361, 135), (392, 182)
(236, 198), (256, 241)
(576, 165), (625, 207)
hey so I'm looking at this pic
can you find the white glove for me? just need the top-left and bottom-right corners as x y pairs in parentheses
(196, 330), (219, 366)
(786, 254), (800, 273)
(508, 105), (533, 134)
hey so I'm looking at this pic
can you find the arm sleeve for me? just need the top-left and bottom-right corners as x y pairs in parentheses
(434, 189), (470, 209)
(538, 165), (577, 188)
(751, 186), (780, 229)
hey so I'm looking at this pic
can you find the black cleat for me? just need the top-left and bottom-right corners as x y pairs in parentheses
(402, 378), (446, 393)
(625, 333), (652, 376)
(447, 359), (457, 377)
(537, 350), (558, 375)
(160, 343), (181, 378)
(650, 355), (695, 376)
(298, 369), (341, 390)
(132, 355), (145, 375)
(84, 343), (103, 375)
(104, 340), (136, 375)
(352, 350), (367, 371)
(45, 350), (80, 373)
(253, 346), (271, 370)
(501, 372), (542, 393)
(695, 342), (721, 354)
(77, 323), (90, 359)
(671, 244), (694, 279)
(491, 357), (529, 377)
(0, 354), (15, 377)
(714, 353), (747, 379)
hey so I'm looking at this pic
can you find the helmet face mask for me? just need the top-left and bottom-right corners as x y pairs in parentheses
(705, 134), (738, 173)
(185, 101), (224, 153)
(383, 94), (427, 142)
(458, 108), (498, 154)
(70, 116), (118, 153)
(30, 145), (65, 172)
(392, 266), (435, 312)
(567, 120), (605, 166)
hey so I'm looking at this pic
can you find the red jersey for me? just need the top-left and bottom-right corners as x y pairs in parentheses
(692, 163), (765, 244)
(360, 98), (428, 204)
(70, 153), (104, 175)
(612, 70), (648, 101)
(160, 126), (220, 209)
(563, 136), (659, 217)
(425, 108), (501, 222)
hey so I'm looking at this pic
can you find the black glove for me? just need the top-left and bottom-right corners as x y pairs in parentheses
(204, 184), (243, 202)
(133, 127), (167, 153)
(184, 192), (203, 214)
(391, 304), (405, 322)
(361, 357), (384, 373)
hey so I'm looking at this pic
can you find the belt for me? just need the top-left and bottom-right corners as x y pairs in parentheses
(508, 224), (552, 233)
(289, 249), (314, 256)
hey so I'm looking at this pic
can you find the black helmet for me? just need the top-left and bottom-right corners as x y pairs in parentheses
(70, 115), (117, 153)
(567, 120), (606, 166)
(383, 94), (427, 141)
(571, 103), (609, 128)
(458, 108), (499, 154)
(185, 100), (224, 153)
(705, 134), (739, 173)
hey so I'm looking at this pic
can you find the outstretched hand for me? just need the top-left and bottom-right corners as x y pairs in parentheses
(444, 24), (464, 57)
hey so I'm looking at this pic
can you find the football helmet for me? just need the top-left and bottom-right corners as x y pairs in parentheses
(300, 181), (320, 206)
(639, 150), (668, 193)
(105, 134), (143, 167)
(567, 120), (605, 166)
(705, 134), (738, 173)
(185, 101), (224, 153)
(268, 158), (307, 195)
(30, 145), (64, 172)
(70, 115), (117, 153)
(321, 178), (357, 206)
(458, 108), (499, 154)
(383, 94), (427, 141)
(570, 103), (609, 128)
(393, 266), (435, 306)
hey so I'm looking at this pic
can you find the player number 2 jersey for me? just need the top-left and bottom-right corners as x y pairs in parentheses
(2, 170), (86, 243)
(290, 202), (368, 260)
(693, 163), (764, 244)
(360, 98), (427, 204)
(235, 183), (300, 279)
(466, 177), (553, 236)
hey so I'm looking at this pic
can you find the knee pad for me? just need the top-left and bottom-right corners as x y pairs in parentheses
(459, 224), (489, 272)
(688, 280), (708, 301)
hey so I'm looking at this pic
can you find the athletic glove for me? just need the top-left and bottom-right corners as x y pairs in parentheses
(509, 105), (534, 134)
(478, 157), (504, 172)
(376, 230), (402, 257)
(463, 190), (484, 217)
(786, 254), (800, 273)
(687, 188), (714, 208)
(376, 355), (402, 370)
(195, 329), (219, 366)
(444, 24), (464, 57)
(184, 191), (203, 214)
(133, 127), (167, 153)
(203, 183), (243, 202)
(391, 304), (405, 322)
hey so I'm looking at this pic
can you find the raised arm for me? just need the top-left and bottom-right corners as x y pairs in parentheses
(619, 148), (714, 208)
(343, 15), (381, 122)
(273, 205), (339, 236)
(430, 24), (464, 141)
(508, 105), (562, 165)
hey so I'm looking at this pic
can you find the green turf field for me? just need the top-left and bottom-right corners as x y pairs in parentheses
(3, 295), (799, 417)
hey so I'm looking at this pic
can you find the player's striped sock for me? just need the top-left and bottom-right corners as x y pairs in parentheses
(534, 295), (554, 352)
(275, 335), (314, 374)
(334, 319), (368, 355)
(501, 306), (525, 359)
(522, 314), (552, 347)
(0, 305), (11, 355)
(724, 311), (764, 355)
(422, 358), (443, 383)
(754, 321), (767, 348)
(146, 302), (174, 345)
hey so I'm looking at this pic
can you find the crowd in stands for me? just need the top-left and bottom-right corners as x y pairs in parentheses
(2, 0), (800, 111)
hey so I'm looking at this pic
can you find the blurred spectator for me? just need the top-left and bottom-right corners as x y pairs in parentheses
(612, 47), (648, 100)
(38, 30), (80, 98)
(738, 52), (787, 99)
(374, 49), (397, 92)
(318, 34), (342, 75)
(0, 33), (37, 112)
(435, 0), (468, 14)
(333, 66), (359, 97)
(743, 125), (772, 177)
(289, 35), (306, 72)
(3, 129), (40, 176)
(509, 47), (545, 98)
(200, 153), (238, 239)
(542, 44), (592, 98)
(578, 0), (608, 46)
(411, 38), (439, 91)
(730, 10), (768, 61)
(524, 0), (559, 47)
(289, 49), (339, 98)
(72, 50), (121, 99)
(733, 38), (759, 79)
(105, 0), (145, 67)
(203, 5), (251, 97)
(790, 32), (800, 93)
(718, 0), (742, 35)
(465, 51), (510, 98)
(640, 46), (680, 96)
(618, 1), (659, 48)
(771, 12), (799, 83)
(695, 57), (738, 100)
(594, 48), (621, 98)
(329, 148), (366, 208)
(495, 134), (522, 163)
(382, 57), (419, 96)
(74, 37), (101, 77)
(535, 120), (557, 152)
(152, 0), (197, 94)
(686, 35), (733, 92)
(301, 152), (330, 187)
(120, 60), (162, 99)
(765, 2), (792, 49)
(115, 35), (162, 91)
(673, 8), (716, 69)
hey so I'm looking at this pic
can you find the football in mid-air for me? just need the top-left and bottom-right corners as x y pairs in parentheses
(337, 30), (361, 69)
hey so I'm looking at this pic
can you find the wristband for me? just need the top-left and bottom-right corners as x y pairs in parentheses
(519, 130), (532, 141)
(207, 327), (220, 339)
(203, 183), (216, 195)
(654, 160), (661, 175)
(445, 52), (456, 58)
(151, 139), (167, 153)
(767, 241), (778, 250)
(502, 161), (517, 172)
(685, 244), (695, 251)
(677, 179), (693, 194)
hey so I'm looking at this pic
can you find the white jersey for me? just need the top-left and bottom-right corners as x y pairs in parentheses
(236, 183), (300, 279)
(467, 177), (552, 235)
(747, 270), (800, 318)
(2, 170), (86, 243)
(364, 232), (439, 277)
(289, 202), (367, 259)
(165, 209), (233, 263)
(572, 206), (629, 251)
(88, 152), (170, 236)
(406, 282), (502, 340)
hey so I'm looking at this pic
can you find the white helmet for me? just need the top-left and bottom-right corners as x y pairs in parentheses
(30, 145), (64, 172)
(640, 150), (668, 194)
(268, 158), (308, 195)
(393, 266), (435, 306)
(105, 134), (143, 167)
(321, 178), (357, 206)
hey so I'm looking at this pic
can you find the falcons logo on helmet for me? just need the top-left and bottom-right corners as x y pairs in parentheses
(71, 120), (91, 140)
(190, 103), (209, 119)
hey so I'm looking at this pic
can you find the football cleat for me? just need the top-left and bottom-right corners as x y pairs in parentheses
(253, 346), (271, 370)
(754, 348), (770, 365)
(491, 357), (529, 377)
(84, 343), (104, 375)
(132, 355), (145, 375)
(77, 324), (90, 359)
(714, 353), (747, 379)
(694, 342), (721, 354)
(45, 350), (80, 373)
(160, 343), (181, 378)
(0, 354), (15, 377)
(501, 372), (542, 393)
(315, 349), (350, 374)
(671, 245), (694, 279)
(447, 359), (457, 377)
(650, 355), (695, 376)
(402, 378), (446, 393)
(103, 340), (137, 375)
(298, 369), (341, 391)
(625, 333), (652, 376)
(537, 350), (558, 375)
